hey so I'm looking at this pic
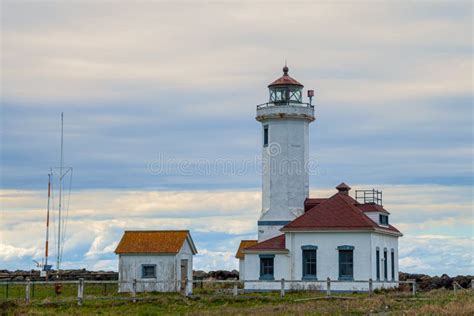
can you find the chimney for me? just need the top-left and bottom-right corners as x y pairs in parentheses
(336, 182), (351, 196)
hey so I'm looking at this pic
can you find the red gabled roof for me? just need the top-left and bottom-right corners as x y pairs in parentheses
(282, 192), (400, 234)
(304, 198), (327, 212)
(235, 240), (258, 259)
(243, 234), (287, 252)
(358, 203), (390, 214)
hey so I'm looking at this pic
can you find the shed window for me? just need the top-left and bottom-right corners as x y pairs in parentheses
(259, 255), (274, 280)
(379, 214), (389, 225)
(141, 264), (156, 278)
(376, 248), (380, 280)
(263, 125), (269, 147)
(302, 246), (317, 279)
(338, 246), (354, 280)
(391, 250), (395, 280)
(384, 249), (388, 280)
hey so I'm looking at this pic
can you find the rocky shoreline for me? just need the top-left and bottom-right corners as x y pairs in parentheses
(0, 269), (240, 282)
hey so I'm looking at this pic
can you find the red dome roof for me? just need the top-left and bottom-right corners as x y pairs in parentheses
(268, 65), (303, 87)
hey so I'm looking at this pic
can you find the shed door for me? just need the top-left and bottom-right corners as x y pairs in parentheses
(180, 259), (188, 290)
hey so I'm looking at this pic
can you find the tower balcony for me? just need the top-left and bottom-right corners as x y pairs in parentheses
(256, 102), (315, 122)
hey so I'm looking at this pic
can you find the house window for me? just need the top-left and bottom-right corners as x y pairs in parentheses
(384, 249), (388, 280)
(141, 264), (156, 278)
(337, 245), (354, 280)
(376, 248), (380, 280)
(259, 254), (274, 280)
(379, 214), (389, 225)
(301, 245), (318, 279)
(391, 249), (395, 280)
(263, 125), (269, 147)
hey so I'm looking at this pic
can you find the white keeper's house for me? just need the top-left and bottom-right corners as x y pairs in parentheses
(236, 66), (402, 292)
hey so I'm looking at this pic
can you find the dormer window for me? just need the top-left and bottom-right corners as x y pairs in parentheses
(379, 214), (389, 226)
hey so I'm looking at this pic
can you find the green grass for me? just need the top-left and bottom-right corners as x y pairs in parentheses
(1, 287), (473, 315)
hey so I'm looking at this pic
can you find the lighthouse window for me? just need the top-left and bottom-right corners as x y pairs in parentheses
(259, 254), (275, 280)
(289, 89), (302, 102)
(338, 245), (354, 280)
(263, 125), (269, 147)
(391, 249), (395, 280)
(302, 246), (318, 279)
(376, 248), (380, 280)
(379, 214), (389, 226)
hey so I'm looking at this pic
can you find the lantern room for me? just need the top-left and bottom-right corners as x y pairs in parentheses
(268, 65), (304, 104)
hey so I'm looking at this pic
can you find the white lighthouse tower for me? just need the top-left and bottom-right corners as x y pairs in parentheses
(256, 65), (315, 241)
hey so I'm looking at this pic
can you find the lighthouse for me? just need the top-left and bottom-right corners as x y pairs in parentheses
(256, 65), (315, 241)
(237, 66), (401, 290)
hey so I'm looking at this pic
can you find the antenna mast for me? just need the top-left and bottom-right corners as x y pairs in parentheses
(57, 112), (64, 275)
(44, 172), (51, 275)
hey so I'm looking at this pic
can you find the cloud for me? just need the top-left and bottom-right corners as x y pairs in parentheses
(2, 2), (471, 102)
(399, 235), (474, 276)
(1, 184), (472, 275)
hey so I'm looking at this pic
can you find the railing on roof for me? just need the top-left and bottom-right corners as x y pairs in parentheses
(256, 102), (314, 110)
(355, 189), (383, 206)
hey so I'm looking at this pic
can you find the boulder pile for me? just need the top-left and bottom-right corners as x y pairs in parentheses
(399, 272), (473, 290)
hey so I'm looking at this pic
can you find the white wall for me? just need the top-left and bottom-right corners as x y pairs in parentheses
(243, 231), (400, 291)
(371, 233), (399, 285)
(118, 254), (176, 292)
(365, 212), (381, 224)
(257, 104), (314, 242)
(244, 253), (290, 290)
(289, 232), (371, 282)
(177, 238), (194, 294)
(239, 259), (245, 280)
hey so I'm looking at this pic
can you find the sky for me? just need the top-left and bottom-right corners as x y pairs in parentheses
(0, 1), (472, 276)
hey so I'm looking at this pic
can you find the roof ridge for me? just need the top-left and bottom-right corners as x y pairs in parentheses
(337, 194), (377, 228)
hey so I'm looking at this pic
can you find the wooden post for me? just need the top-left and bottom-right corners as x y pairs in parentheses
(6, 283), (9, 299)
(25, 278), (31, 304)
(233, 284), (238, 297)
(412, 280), (416, 297)
(77, 278), (84, 306)
(326, 277), (331, 297)
(184, 277), (189, 297)
(368, 278), (373, 296)
(280, 278), (285, 298)
(471, 279), (473, 291)
(132, 279), (137, 303)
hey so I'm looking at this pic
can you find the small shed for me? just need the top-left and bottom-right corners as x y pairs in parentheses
(114, 230), (197, 294)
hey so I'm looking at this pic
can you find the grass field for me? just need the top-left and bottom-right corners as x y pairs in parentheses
(1, 286), (473, 315)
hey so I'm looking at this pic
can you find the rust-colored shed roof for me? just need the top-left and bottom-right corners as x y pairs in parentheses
(114, 230), (197, 255)
(235, 240), (258, 259)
